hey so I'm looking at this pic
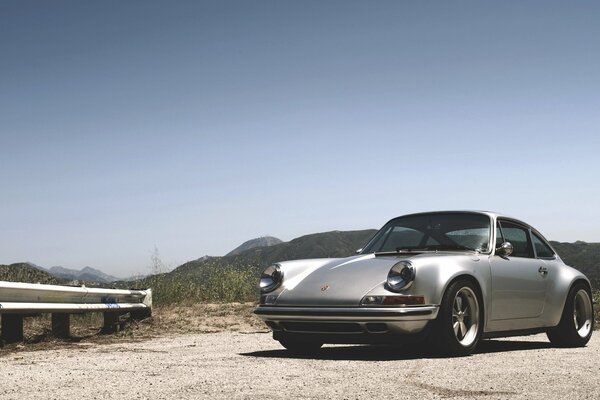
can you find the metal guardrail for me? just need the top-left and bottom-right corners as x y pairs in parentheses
(0, 281), (152, 343)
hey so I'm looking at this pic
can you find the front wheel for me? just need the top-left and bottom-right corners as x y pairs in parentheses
(547, 283), (594, 347)
(428, 279), (483, 356)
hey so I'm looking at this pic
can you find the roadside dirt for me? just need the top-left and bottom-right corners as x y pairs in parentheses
(0, 302), (266, 354)
(1, 332), (599, 399)
(1, 305), (599, 399)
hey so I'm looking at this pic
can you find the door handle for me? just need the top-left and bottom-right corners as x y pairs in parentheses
(538, 266), (548, 275)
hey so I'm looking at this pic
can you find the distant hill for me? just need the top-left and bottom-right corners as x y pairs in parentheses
(550, 241), (600, 286)
(116, 229), (378, 304)
(47, 266), (120, 283)
(172, 229), (377, 277)
(157, 232), (600, 290)
(0, 263), (119, 286)
(0, 263), (64, 285)
(225, 236), (283, 257)
(113, 231), (600, 306)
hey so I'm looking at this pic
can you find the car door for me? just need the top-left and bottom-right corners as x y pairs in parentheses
(489, 220), (548, 323)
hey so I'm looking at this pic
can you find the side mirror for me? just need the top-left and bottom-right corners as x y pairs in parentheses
(496, 242), (513, 257)
(355, 248), (363, 254)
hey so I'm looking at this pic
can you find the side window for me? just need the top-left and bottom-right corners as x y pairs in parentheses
(532, 232), (555, 259)
(499, 221), (534, 258)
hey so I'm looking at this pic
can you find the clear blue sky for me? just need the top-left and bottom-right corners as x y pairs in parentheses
(1, 1), (599, 277)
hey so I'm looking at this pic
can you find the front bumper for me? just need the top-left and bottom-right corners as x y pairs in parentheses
(254, 305), (439, 341)
(254, 305), (438, 321)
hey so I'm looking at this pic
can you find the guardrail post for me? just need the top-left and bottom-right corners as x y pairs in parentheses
(51, 313), (70, 339)
(1, 314), (24, 343)
(131, 308), (152, 321)
(102, 312), (120, 334)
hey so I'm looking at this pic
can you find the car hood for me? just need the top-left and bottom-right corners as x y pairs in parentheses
(275, 253), (457, 307)
(276, 252), (480, 307)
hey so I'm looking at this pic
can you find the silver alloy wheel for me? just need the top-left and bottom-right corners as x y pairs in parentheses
(452, 287), (479, 347)
(573, 289), (593, 338)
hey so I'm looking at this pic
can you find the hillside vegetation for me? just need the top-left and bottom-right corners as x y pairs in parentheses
(0, 263), (64, 285)
(550, 241), (600, 285)
(122, 229), (377, 305)
(175, 229), (376, 275)
(225, 236), (282, 257)
(123, 235), (599, 306)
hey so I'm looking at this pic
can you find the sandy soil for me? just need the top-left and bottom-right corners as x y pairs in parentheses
(2, 305), (599, 399)
(1, 330), (599, 400)
(0, 303), (266, 353)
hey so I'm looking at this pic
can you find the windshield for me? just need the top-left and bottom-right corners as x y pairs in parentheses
(362, 212), (491, 254)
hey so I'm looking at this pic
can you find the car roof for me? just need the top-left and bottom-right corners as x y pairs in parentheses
(395, 210), (521, 222)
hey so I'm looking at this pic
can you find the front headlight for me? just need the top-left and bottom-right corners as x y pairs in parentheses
(259, 264), (283, 293)
(386, 261), (415, 292)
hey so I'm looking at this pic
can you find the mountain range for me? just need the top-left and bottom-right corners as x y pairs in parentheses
(12, 263), (121, 284)
(2, 231), (600, 289)
(171, 229), (377, 278)
(46, 266), (120, 283)
(152, 232), (600, 290)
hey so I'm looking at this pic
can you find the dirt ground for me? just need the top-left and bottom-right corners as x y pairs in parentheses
(1, 330), (599, 400)
(1, 306), (600, 399)
(0, 302), (266, 354)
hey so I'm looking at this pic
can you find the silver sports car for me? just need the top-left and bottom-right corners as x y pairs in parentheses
(254, 211), (594, 356)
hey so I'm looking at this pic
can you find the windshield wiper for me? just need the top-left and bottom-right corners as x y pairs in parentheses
(431, 244), (480, 252)
(411, 244), (480, 253)
(395, 247), (431, 253)
(374, 245), (480, 256)
(374, 248), (432, 256)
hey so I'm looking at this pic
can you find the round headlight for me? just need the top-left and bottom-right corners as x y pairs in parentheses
(260, 264), (283, 293)
(386, 261), (415, 292)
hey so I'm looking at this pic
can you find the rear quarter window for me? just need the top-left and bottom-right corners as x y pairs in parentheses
(532, 232), (555, 258)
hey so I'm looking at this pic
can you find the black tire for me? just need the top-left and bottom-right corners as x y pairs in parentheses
(428, 279), (483, 357)
(547, 283), (594, 347)
(278, 339), (323, 353)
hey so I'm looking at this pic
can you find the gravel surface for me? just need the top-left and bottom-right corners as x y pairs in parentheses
(1, 332), (599, 399)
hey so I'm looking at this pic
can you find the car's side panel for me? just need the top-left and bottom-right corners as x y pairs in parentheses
(540, 261), (590, 327)
(488, 256), (547, 320)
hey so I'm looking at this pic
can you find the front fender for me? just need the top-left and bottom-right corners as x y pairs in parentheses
(363, 255), (491, 315)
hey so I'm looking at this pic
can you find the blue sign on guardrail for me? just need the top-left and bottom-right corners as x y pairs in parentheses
(101, 297), (118, 304)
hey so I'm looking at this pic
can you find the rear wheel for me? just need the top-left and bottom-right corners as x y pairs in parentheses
(428, 279), (482, 356)
(547, 283), (593, 347)
(278, 339), (323, 353)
